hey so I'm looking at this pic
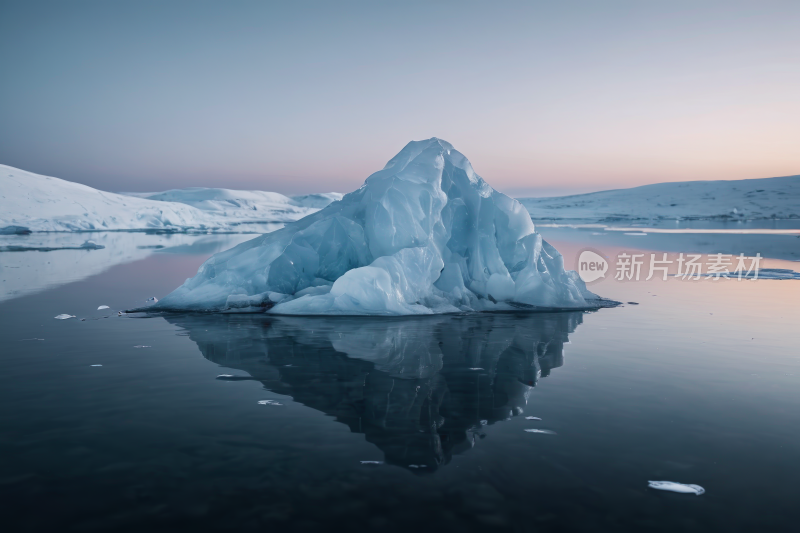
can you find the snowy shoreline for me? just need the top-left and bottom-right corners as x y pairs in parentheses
(0, 163), (341, 234)
(3, 163), (798, 234)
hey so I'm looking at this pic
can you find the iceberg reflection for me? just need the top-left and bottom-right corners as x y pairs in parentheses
(167, 312), (585, 471)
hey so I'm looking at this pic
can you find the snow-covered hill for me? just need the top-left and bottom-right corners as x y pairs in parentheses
(290, 193), (345, 209)
(123, 188), (341, 225)
(519, 175), (800, 223)
(0, 164), (339, 233)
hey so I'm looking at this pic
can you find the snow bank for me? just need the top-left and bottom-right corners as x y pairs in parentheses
(124, 188), (341, 223)
(154, 138), (608, 315)
(0, 164), (333, 232)
(290, 193), (344, 209)
(519, 175), (800, 223)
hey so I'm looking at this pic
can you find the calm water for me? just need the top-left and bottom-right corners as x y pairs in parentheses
(2, 229), (800, 532)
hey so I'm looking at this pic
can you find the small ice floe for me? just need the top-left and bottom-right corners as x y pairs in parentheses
(524, 429), (556, 435)
(54, 314), (75, 320)
(97, 305), (110, 310)
(624, 232), (648, 236)
(216, 374), (255, 381)
(360, 460), (383, 465)
(468, 367), (484, 371)
(258, 399), (283, 406)
(627, 302), (639, 305)
(647, 481), (705, 495)
(90, 364), (102, 367)
(145, 297), (158, 304)
(133, 345), (151, 348)
(738, 268), (800, 280)
(80, 240), (105, 250)
(408, 464), (428, 468)
(525, 416), (542, 421)
(21, 338), (44, 341)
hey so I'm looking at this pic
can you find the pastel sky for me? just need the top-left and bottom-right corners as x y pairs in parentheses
(1, 1), (798, 197)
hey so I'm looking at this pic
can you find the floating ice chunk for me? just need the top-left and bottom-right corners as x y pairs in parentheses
(145, 297), (158, 304)
(80, 240), (105, 250)
(216, 374), (255, 381)
(97, 305), (110, 310)
(468, 368), (484, 371)
(647, 481), (705, 495)
(360, 460), (383, 465)
(90, 364), (102, 367)
(524, 429), (556, 435)
(258, 399), (283, 406)
(624, 232), (647, 236)
(408, 465), (428, 468)
(525, 416), (542, 420)
(153, 138), (610, 315)
(627, 302), (639, 305)
(21, 338), (44, 341)
(133, 345), (151, 348)
(54, 314), (75, 320)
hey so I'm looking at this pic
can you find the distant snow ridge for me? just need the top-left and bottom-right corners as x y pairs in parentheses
(0, 164), (340, 232)
(519, 175), (800, 223)
(154, 138), (607, 315)
(125, 188), (342, 222)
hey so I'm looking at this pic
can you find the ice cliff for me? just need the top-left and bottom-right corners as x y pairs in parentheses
(154, 138), (607, 315)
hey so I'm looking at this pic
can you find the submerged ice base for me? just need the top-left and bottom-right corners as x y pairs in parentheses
(155, 138), (608, 315)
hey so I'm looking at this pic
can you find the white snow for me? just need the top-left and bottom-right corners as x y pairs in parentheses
(290, 193), (344, 209)
(154, 138), (605, 315)
(54, 314), (75, 319)
(257, 399), (282, 406)
(0, 164), (336, 233)
(124, 188), (341, 225)
(519, 175), (800, 222)
(647, 481), (705, 495)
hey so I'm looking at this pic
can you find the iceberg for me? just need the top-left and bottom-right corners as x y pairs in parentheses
(154, 138), (612, 315)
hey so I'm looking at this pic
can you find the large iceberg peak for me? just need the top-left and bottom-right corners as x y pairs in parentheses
(154, 138), (606, 315)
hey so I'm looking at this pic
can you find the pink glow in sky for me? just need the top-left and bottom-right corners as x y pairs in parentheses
(1, 1), (798, 197)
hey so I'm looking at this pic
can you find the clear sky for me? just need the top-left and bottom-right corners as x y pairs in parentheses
(1, 0), (798, 197)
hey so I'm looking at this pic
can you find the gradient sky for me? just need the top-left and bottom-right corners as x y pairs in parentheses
(1, 1), (798, 197)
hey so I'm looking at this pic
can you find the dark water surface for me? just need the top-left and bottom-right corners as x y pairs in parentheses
(2, 232), (800, 532)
